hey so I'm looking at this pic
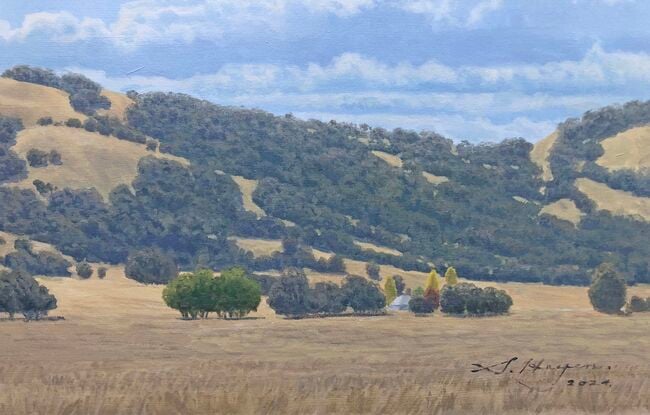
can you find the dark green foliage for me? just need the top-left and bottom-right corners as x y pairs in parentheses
(0, 116), (26, 183)
(3, 239), (72, 277)
(308, 281), (345, 314)
(409, 296), (434, 314)
(588, 263), (626, 314)
(393, 275), (405, 295)
(247, 273), (277, 295)
(341, 275), (385, 313)
(37, 117), (53, 126)
(146, 139), (158, 151)
(267, 268), (310, 317)
(97, 266), (108, 279)
(628, 296), (649, 312)
(49, 150), (62, 165)
(76, 261), (93, 279)
(366, 262), (381, 280)
(2, 65), (60, 88)
(125, 248), (178, 284)
(26, 148), (49, 167)
(65, 118), (82, 128)
(0, 270), (57, 319)
(440, 283), (512, 316)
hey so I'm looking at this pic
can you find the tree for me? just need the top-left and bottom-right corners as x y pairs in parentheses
(125, 248), (178, 284)
(26, 149), (49, 167)
(628, 296), (649, 312)
(424, 268), (441, 309)
(97, 266), (108, 279)
(366, 262), (381, 281)
(384, 276), (397, 306)
(444, 266), (459, 286)
(308, 281), (345, 314)
(216, 267), (261, 319)
(76, 261), (93, 279)
(163, 272), (200, 319)
(37, 116), (53, 126)
(267, 268), (310, 317)
(0, 270), (57, 320)
(440, 284), (466, 315)
(409, 296), (434, 315)
(48, 150), (62, 165)
(393, 275), (406, 295)
(341, 275), (385, 313)
(65, 118), (82, 128)
(588, 263), (626, 314)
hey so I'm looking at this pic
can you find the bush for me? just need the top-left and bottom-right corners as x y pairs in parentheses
(3, 239), (71, 277)
(76, 261), (93, 279)
(588, 263), (626, 314)
(308, 281), (345, 313)
(146, 140), (158, 151)
(32, 179), (56, 195)
(0, 270), (57, 320)
(341, 275), (385, 313)
(37, 117), (53, 126)
(267, 268), (310, 317)
(97, 266), (108, 279)
(366, 262), (381, 280)
(65, 118), (83, 128)
(628, 295), (649, 312)
(214, 267), (261, 318)
(393, 275), (405, 295)
(440, 283), (512, 316)
(409, 296), (435, 314)
(48, 150), (62, 165)
(125, 248), (178, 284)
(26, 149), (49, 167)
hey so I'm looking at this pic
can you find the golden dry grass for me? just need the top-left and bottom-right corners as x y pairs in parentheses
(0, 78), (86, 126)
(231, 175), (266, 217)
(231, 237), (283, 257)
(8, 125), (188, 200)
(353, 240), (403, 257)
(596, 125), (650, 171)
(530, 131), (558, 182)
(422, 171), (449, 185)
(576, 177), (650, 222)
(0, 269), (649, 414)
(96, 89), (134, 122)
(371, 150), (403, 168)
(539, 198), (584, 225)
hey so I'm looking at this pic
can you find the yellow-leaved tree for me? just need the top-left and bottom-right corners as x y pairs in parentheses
(424, 268), (441, 309)
(444, 266), (459, 286)
(384, 276), (397, 306)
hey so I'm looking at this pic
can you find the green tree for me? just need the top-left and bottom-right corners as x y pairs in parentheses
(444, 266), (459, 286)
(76, 261), (93, 279)
(342, 275), (385, 313)
(588, 263), (626, 314)
(384, 276), (397, 306)
(267, 268), (310, 317)
(366, 262), (381, 281)
(393, 275), (406, 295)
(163, 273), (199, 319)
(409, 296), (434, 315)
(216, 267), (261, 319)
(413, 286), (424, 297)
(125, 248), (178, 284)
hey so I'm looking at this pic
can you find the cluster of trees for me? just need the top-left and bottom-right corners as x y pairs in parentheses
(0, 116), (26, 183)
(407, 267), (459, 314)
(440, 283), (513, 316)
(26, 149), (62, 167)
(0, 270), (57, 320)
(267, 268), (385, 317)
(2, 65), (110, 115)
(163, 267), (261, 319)
(2, 239), (71, 277)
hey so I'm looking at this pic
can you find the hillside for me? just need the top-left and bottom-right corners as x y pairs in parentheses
(1, 65), (650, 285)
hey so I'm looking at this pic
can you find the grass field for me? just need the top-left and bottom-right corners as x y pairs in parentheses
(576, 177), (650, 222)
(597, 125), (650, 171)
(530, 131), (558, 182)
(539, 198), (584, 225)
(1, 267), (648, 414)
(9, 125), (188, 200)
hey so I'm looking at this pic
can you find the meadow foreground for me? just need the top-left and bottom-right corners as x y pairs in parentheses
(1, 268), (649, 415)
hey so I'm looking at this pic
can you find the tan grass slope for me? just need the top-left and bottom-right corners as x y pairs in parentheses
(9, 125), (188, 201)
(576, 177), (650, 222)
(0, 78), (86, 126)
(371, 150), (403, 168)
(353, 240), (403, 257)
(539, 198), (584, 225)
(231, 176), (266, 217)
(530, 131), (558, 181)
(421, 171), (449, 185)
(597, 125), (650, 171)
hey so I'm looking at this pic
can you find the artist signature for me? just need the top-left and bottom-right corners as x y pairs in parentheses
(470, 357), (613, 391)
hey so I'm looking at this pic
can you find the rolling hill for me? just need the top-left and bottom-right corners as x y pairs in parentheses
(2, 65), (650, 286)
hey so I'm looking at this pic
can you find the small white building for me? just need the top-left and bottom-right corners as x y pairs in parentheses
(388, 294), (411, 311)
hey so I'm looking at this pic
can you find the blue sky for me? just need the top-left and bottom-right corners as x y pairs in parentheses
(2, 0), (650, 142)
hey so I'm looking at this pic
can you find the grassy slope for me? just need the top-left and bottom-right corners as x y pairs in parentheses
(0, 272), (648, 414)
(576, 177), (650, 222)
(530, 131), (558, 182)
(597, 125), (650, 171)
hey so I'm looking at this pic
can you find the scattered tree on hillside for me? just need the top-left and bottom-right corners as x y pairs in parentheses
(37, 117), (53, 126)
(26, 149), (49, 167)
(267, 268), (310, 317)
(3, 239), (71, 277)
(393, 275), (405, 295)
(366, 262), (381, 281)
(214, 267), (261, 319)
(384, 276), (397, 306)
(444, 267), (459, 286)
(588, 263), (626, 314)
(32, 180), (57, 196)
(65, 118), (82, 128)
(125, 248), (178, 284)
(48, 150), (62, 165)
(308, 281), (345, 314)
(97, 266), (108, 279)
(76, 261), (93, 279)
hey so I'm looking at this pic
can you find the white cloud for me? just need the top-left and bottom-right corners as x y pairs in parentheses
(395, 0), (503, 26)
(0, 11), (109, 42)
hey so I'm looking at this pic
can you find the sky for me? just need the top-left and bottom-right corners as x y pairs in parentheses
(2, 1), (650, 142)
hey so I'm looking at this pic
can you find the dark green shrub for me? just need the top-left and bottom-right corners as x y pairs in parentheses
(65, 118), (82, 128)
(308, 281), (345, 313)
(0, 270), (57, 320)
(37, 117), (53, 126)
(125, 248), (178, 284)
(3, 240), (71, 277)
(26, 149), (49, 167)
(76, 261), (93, 279)
(2, 65), (60, 88)
(48, 150), (62, 165)
(588, 263), (626, 314)
(267, 268), (310, 317)
(341, 275), (385, 313)
(409, 296), (434, 314)
(628, 296), (649, 312)
(97, 266), (108, 279)
(366, 262), (381, 281)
